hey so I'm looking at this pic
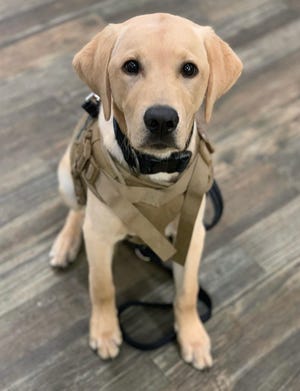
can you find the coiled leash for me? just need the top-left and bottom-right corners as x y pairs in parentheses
(118, 182), (223, 351)
(81, 93), (224, 351)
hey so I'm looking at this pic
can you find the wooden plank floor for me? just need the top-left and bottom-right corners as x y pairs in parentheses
(1, 1), (300, 390)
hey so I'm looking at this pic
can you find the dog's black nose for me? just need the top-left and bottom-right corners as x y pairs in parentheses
(144, 105), (179, 136)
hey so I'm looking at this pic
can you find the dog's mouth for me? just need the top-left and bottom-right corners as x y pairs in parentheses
(139, 126), (192, 154)
(142, 137), (178, 152)
(149, 143), (174, 151)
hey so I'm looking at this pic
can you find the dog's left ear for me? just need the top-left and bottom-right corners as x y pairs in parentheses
(203, 28), (243, 123)
(73, 24), (118, 120)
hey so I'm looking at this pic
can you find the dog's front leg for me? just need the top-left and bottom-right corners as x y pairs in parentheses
(173, 196), (213, 370)
(84, 191), (126, 360)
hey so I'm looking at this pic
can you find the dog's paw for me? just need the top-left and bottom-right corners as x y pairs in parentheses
(49, 229), (82, 268)
(89, 314), (122, 360)
(176, 315), (213, 370)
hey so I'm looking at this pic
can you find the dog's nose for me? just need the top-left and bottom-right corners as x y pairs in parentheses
(144, 105), (179, 136)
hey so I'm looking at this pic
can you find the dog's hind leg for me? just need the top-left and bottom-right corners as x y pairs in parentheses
(50, 146), (84, 268)
(50, 209), (84, 268)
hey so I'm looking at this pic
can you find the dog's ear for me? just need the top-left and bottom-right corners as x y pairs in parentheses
(73, 24), (118, 120)
(203, 28), (243, 123)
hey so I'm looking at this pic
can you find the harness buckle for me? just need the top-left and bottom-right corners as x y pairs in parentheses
(82, 93), (100, 118)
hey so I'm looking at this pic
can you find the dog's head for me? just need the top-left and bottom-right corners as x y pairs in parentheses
(73, 13), (242, 154)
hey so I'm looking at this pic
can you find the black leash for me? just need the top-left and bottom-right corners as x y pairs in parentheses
(118, 180), (223, 351)
(205, 180), (224, 231)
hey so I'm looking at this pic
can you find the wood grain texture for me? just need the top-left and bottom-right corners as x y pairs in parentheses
(0, 0), (299, 390)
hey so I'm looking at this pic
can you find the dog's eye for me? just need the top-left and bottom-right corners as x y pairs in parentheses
(181, 63), (198, 78)
(122, 60), (140, 75)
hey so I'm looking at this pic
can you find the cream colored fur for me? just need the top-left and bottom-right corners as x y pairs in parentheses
(49, 13), (242, 370)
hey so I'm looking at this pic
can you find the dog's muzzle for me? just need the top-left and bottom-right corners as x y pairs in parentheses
(113, 119), (192, 175)
(143, 105), (179, 149)
(144, 105), (179, 135)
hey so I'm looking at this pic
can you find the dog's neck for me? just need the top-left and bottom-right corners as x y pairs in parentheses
(98, 107), (197, 185)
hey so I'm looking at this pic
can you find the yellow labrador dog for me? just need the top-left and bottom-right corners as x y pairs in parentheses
(50, 13), (242, 370)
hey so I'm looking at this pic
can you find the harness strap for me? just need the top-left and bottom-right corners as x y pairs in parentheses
(173, 157), (206, 264)
(95, 171), (177, 261)
(71, 118), (192, 263)
(71, 112), (214, 265)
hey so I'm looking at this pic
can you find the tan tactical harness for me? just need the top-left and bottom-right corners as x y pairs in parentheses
(70, 112), (214, 265)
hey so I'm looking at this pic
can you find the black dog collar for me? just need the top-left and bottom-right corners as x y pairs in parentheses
(113, 119), (192, 175)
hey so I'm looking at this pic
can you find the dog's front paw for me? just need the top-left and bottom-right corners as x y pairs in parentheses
(176, 313), (213, 370)
(89, 312), (122, 360)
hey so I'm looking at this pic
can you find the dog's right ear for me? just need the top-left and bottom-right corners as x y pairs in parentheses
(73, 24), (118, 121)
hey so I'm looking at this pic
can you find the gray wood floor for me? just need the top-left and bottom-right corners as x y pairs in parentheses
(1, 1), (300, 390)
